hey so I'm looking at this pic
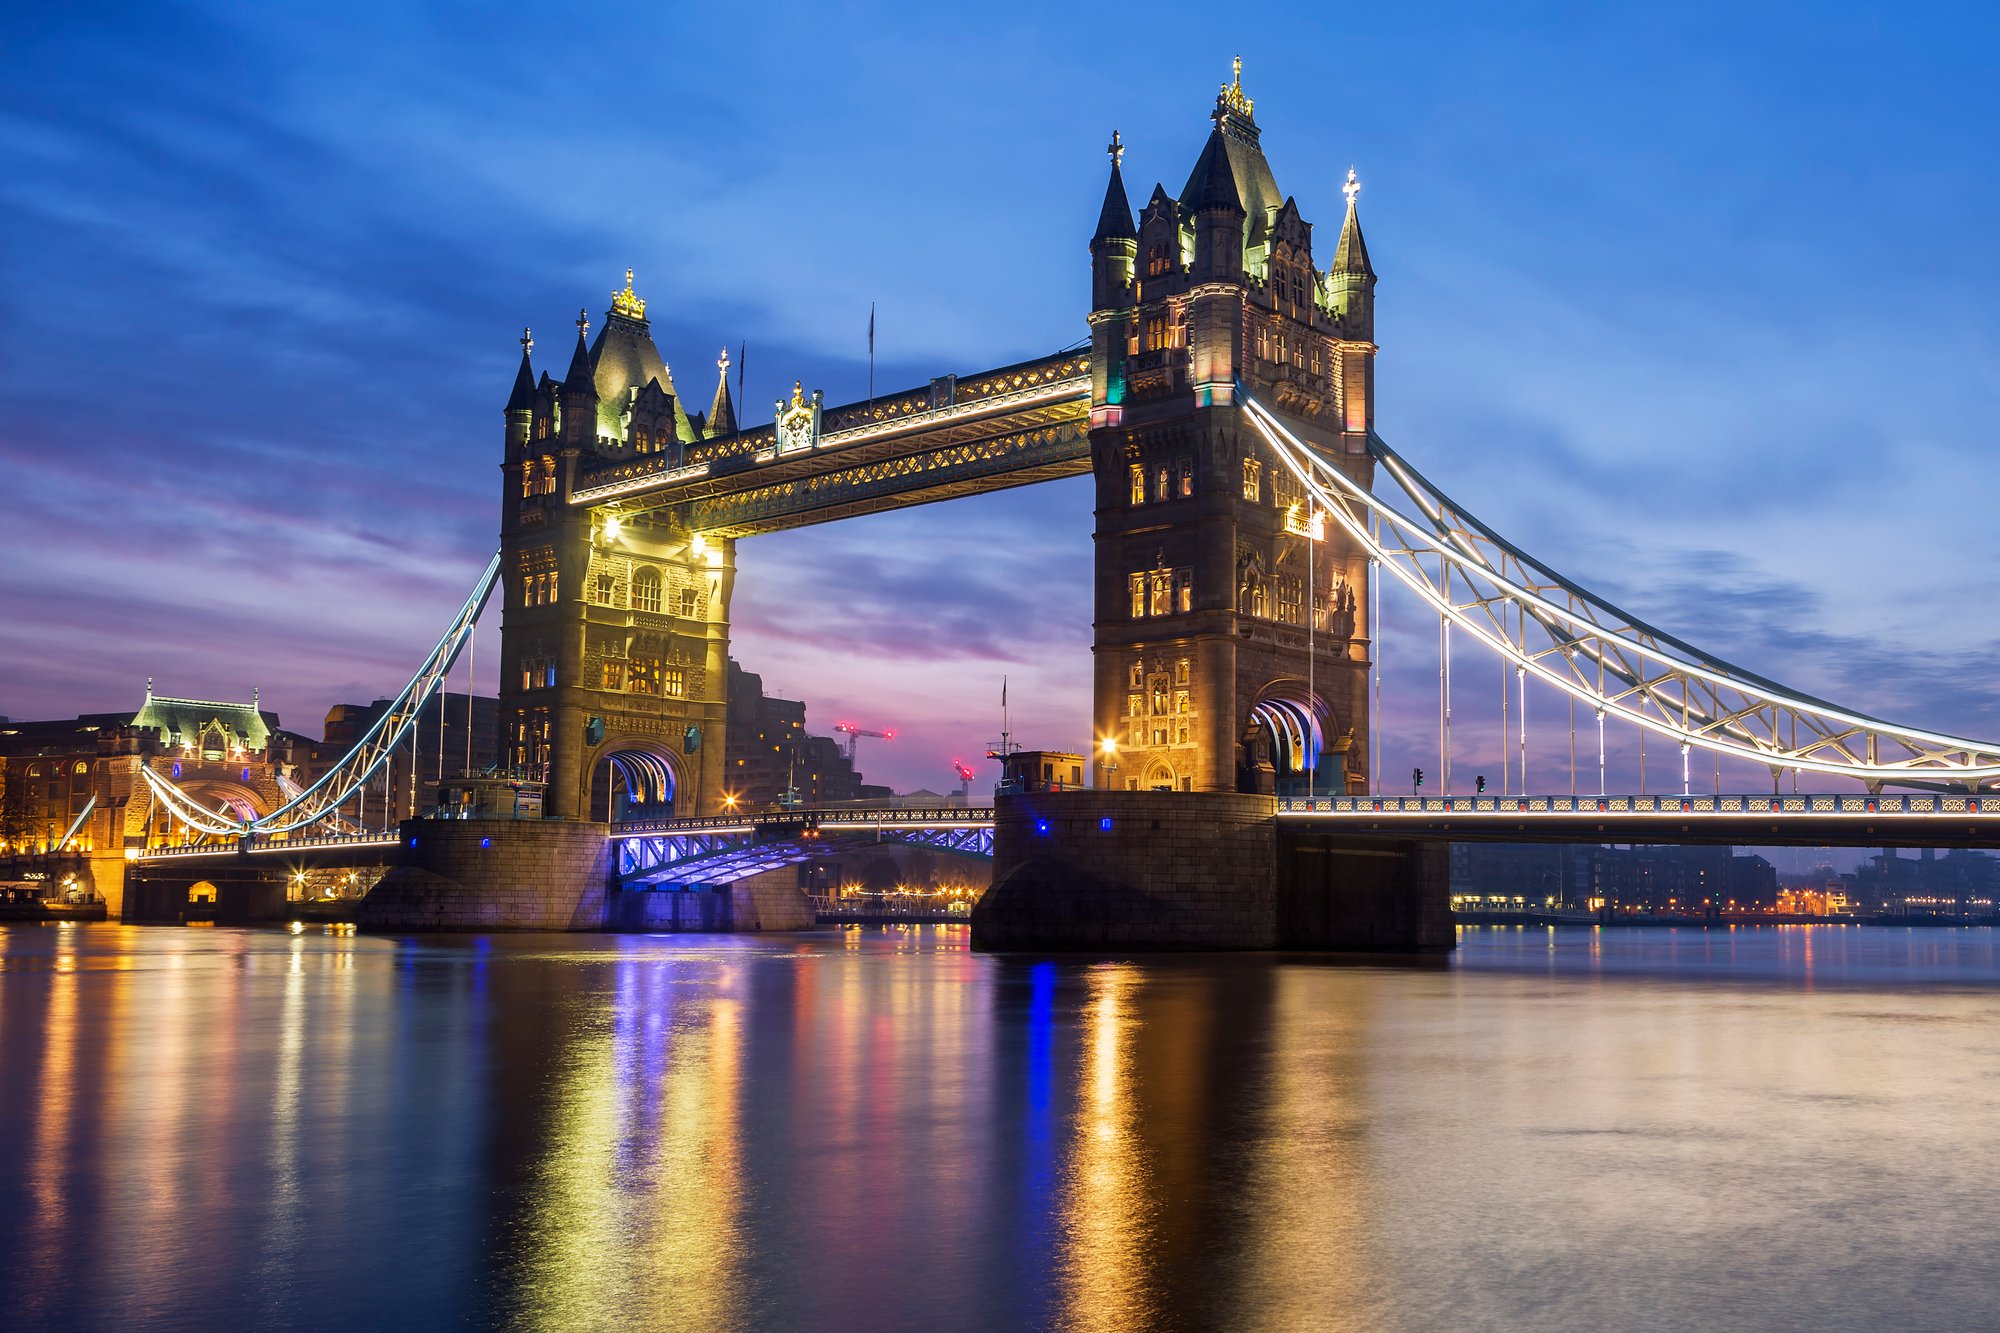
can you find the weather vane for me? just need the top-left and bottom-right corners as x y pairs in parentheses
(1343, 166), (1360, 209)
(1107, 129), (1123, 168)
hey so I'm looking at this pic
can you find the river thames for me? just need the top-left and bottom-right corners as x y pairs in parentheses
(2, 923), (1998, 1331)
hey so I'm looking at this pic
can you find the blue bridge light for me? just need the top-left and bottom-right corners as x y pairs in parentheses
(1099, 816), (1113, 832)
(1035, 819), (1051, 836)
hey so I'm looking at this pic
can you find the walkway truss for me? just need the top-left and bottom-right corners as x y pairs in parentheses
(139, 553), (501, 838)
(1237, 388), (2000, 791)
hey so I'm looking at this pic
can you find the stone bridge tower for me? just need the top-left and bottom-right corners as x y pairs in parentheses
(498, 273), (737, 821)
(1088, 64), (1377, 797)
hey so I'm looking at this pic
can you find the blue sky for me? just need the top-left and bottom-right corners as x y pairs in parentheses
(4, 1), (1998, 816)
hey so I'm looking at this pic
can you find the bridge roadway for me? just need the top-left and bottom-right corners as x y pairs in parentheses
(123, 789), (2000, 887)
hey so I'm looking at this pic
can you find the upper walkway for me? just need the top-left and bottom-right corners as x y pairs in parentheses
(569, 352), (1091, 535)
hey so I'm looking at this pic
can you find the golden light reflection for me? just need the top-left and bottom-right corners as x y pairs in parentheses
(1056, 964), (1154, 1332)
(513, 963), (746, 1330)
(21, 923), (81, 1310)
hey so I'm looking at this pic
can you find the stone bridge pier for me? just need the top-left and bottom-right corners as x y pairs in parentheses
(971, 791), (1451, 953)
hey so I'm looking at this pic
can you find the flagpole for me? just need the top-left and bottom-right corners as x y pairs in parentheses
(867, 302), (876, 412)
(736, 341), (745, 427)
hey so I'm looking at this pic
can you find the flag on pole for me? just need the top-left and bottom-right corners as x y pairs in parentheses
(867, 302), (876, 405)
(1001, 675), (1007, 708)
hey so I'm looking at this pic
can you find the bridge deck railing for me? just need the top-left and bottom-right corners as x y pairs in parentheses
(1280, 794), (1991, 816)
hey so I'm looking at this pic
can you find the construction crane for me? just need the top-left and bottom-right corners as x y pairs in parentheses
(833, 722), (894, 766)
(952, 761), (977, 803)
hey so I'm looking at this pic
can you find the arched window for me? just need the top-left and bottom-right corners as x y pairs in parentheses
(632, 567), (662, 614)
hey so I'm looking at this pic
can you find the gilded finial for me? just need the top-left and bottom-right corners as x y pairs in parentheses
(1342, 167), (1360, 209)
(789, 379), (806, 410)
(575, 307), (590, 337)
(718, 346), (730, 374)
(1107, 129), (1124, 168)
(520, 325), (533, 355)
(611, 267), (647, 319)
(1219, 54), (1254, 119)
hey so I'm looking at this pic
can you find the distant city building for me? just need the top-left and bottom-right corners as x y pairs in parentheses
(1847, 847), (1998, 915)
(319, 691), (500, 823)
(722, 660), (888, 808)
(1451, 842), (1776, 911)
(0, 684), (320, 911)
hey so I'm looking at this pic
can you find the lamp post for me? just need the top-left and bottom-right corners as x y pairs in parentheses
(1099, 736), (1119, 790)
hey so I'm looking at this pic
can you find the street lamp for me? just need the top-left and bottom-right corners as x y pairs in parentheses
(1099, 735), (1119, 790)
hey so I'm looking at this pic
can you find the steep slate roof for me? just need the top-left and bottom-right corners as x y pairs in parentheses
(505, 341), (536, 412)
(707, 357), (738, 437)
(591, 311), (695, 443)
(1094, 160), (1136, 241)
(131, 693), (273, 753)
(1331, 197), (1374, 277)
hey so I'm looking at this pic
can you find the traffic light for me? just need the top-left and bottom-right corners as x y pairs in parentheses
(1412, 767), (1424, 792)
(1476, 774), (1487, 793)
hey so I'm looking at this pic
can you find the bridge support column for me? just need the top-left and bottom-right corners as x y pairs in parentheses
(361, 819), (612, 931)
(973, 792), (1451, 953)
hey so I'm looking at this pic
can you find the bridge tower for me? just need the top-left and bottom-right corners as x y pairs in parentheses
(498, 274), (736, 821)
(1089, 64), (1378, 797)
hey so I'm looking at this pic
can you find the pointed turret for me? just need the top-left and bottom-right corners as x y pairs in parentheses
(1328, 167), (1377, 350)
(1330, 168), (1374, 279)
(706, 348), (738, 438)
(561, 308), (598, 446)
(506, 327), (536, 412)
(563, 309), (595, 390)
(1093, 131), (1135, 242)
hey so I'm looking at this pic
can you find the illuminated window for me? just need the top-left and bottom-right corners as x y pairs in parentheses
(679, 587), (698, 618)
(664, 667), (686, 698)
(1278, 576), (1303, 625)
(1129, 464), (1145, 506)
(1176, 723), (1189, 745)
(1175, 691), (1189, 715)
(535, 416), (550, 440)
(1176, 572), (1192, 614)
(1149, 571), (1171, 617)
(1129, 573), (1145, 619)
(1242, 459), (1261, 503)
(1178, 461), (1193, 497)
(601, 660), (624, 691)
(594, 572), (615, 604)
(1127, 693), (1143, 718)
(627, 659), (661, 696)
(1155, 467), (1170, 502)
(520, 656), (554, 690)
(1175, 658), (1190, 684)
(1129, 664), (1143, 689)
(1151, 681), (1169, 714)
(1145, 316), (1170, 352)
(634, 428), (650, 453)
(1153, 728), (1168, 746)
(633, 567), (662, 614)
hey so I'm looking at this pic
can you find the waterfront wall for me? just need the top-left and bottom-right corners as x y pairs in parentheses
(973, 791), (1451, 953)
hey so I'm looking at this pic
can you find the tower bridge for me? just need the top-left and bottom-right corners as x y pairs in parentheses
(123, 62), (2000, 948)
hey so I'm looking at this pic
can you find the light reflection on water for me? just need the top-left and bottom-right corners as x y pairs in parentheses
(2, 923), (2000, 1331)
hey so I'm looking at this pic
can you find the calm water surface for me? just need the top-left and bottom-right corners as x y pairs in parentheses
(3, 923), (1999, 1331)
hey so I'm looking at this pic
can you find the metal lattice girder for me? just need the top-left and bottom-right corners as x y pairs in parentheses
(141, 552), (502, 836)
(613, 807), (997, 888)
(568, 353), (1091, 534)
(1236, 388), (2000, 790)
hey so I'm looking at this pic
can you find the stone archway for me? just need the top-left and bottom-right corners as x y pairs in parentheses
(588, 744), (681, 823)
(1242, 679), (1337, 798)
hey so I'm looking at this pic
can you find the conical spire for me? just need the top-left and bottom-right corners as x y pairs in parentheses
(1093, 130), (1136, 241)
(1331, 168), (1374, 277)
(707, 347), (738, 438)
(563, 308), (597, 396)
(506, 326), (536, 411)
